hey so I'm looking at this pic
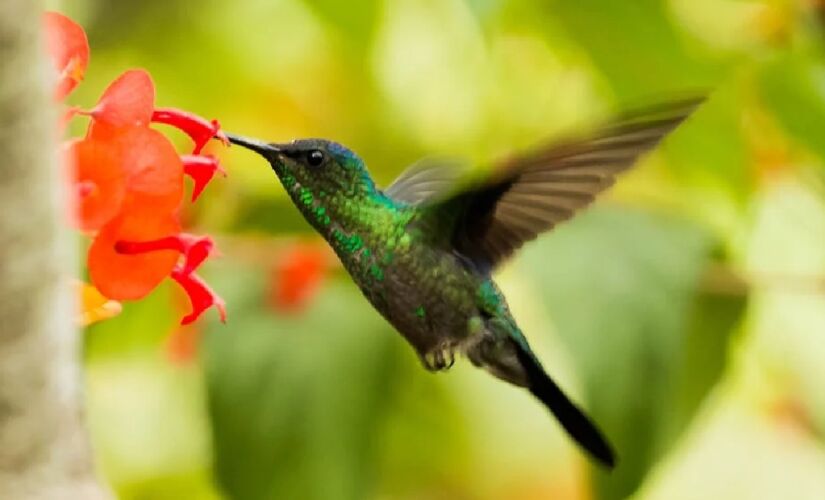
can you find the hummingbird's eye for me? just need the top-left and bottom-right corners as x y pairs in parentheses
(307, 150), (325, 167)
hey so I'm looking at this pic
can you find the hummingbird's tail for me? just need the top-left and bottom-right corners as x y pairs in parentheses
(467, 325), (616, 468)
(512, 340), (616, 468)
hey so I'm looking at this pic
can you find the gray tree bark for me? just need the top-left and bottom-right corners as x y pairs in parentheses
(0, 1), (111, 498)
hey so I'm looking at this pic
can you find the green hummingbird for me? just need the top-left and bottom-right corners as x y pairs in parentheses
(224, 97), (700, 468)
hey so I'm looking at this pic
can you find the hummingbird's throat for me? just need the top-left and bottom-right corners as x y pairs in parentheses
(278, 170), (334, 231)
(272, 161), (403, 285)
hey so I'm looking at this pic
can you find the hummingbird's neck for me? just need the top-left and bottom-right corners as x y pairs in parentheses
(271, 158), (415, 286)
(275, 163), (399, 239)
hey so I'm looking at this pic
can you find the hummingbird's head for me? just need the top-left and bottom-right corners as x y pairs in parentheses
(225, 134), (375, 197)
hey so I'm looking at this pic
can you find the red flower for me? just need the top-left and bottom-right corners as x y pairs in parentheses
(171, 269), (226, 325)
(88, 69), (155, 129)
(269, 242), (329, 313)
(153, 108), (229, 154)
(114, 126), (185, 215)
(49, 11), (230, 325)
(102, 231), (224, 321)
(89, 210), (181, 300)
(64, 138), (126, 231)
(43, 12), (89, 100)
(181, 154), (226, 201)
(114, 233), (215, 277)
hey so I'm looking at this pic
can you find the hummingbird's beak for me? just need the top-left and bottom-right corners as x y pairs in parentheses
(224, 132), (282, 157)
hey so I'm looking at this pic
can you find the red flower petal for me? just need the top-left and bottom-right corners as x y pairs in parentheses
(152, 108), (229, 154)
(171, 268), (226, 325)
(114, 235), (182, 254)
(269, 243), (328, 312)
(176, 234), (215, 275)
(181, 154), (226, 201)
(110, 126), (184, 214)
(89, 70), (155, 128)
(89, 210), (181, 300)
(64, 137), (126, 231)
(114, 233), (215, 275)
(43, 12), (89, 100)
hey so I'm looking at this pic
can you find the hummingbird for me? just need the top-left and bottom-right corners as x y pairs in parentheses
(224, 97), (700, 468)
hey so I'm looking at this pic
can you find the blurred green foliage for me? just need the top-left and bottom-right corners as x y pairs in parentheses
(70, 0), (825, 499)
(517, 209), (738, 499)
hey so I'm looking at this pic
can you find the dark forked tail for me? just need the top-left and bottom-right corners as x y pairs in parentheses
(513, 340), (616, 468)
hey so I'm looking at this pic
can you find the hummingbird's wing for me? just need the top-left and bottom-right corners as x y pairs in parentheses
(384, 158), (468, 205)
(425, 97), (701, 270)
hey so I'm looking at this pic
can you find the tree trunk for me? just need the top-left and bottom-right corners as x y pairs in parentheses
(0, 1), (111, 498)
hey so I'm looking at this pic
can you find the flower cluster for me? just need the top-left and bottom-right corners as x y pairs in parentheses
(45, 12), (227, 325)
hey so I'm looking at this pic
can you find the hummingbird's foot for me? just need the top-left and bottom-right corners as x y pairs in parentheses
(420, 344), (456, 372)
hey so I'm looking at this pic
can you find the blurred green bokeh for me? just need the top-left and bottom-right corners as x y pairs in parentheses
(66, 0), (825, 498)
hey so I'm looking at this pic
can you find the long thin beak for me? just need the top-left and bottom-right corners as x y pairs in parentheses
(224, 132), (281, 157)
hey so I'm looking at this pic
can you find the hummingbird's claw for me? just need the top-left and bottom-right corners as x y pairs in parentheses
(421, 344), (456, 372)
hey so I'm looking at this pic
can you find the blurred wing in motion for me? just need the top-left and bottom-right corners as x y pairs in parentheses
(384, 158), (468, 206)
(428, 97), (702, 270)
